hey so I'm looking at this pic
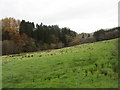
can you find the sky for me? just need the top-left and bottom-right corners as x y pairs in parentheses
(0, 0), (119, 33)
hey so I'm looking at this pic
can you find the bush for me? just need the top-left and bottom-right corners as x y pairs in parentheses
(2, 40), (16, 55)
(50, 43), (56, 49)
(69, 38), (80, 46)
(56, 42), (64, 49)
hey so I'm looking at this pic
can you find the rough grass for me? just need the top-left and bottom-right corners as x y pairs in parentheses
(2, 38), (118, 88)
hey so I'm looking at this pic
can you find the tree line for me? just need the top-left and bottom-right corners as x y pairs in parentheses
(2, 18), (77, 55)
(1, 17), (120, 55)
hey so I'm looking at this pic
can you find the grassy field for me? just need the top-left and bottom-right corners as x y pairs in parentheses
(2, 38), (118, 88)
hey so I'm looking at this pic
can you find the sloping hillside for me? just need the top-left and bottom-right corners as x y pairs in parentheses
(2, 38), (118, 88)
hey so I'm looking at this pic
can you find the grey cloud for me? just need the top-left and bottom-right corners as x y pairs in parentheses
(0, 0), (119, 33)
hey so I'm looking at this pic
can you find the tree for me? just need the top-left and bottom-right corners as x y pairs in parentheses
(19, 20), (35, 38)
(20, 34), (37, 52)
(2, 17), (20, 32)
(2, 17), (20, 41)
(93, 29), (105, 41)
(19, 20), (26, 35)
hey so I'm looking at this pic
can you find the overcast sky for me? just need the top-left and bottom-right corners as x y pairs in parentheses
(0, 0), (119, 33)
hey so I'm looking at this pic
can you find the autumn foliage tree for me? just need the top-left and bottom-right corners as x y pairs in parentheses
(2, 17), (20, 41)
(69, 37), (80, 46)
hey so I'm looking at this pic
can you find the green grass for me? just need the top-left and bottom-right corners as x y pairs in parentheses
(2, 38), (119, 88)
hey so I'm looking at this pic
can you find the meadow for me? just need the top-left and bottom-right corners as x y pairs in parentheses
(2, 38), (118, 88)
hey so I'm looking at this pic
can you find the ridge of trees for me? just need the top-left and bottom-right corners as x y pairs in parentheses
(1, 17), (120, 55)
